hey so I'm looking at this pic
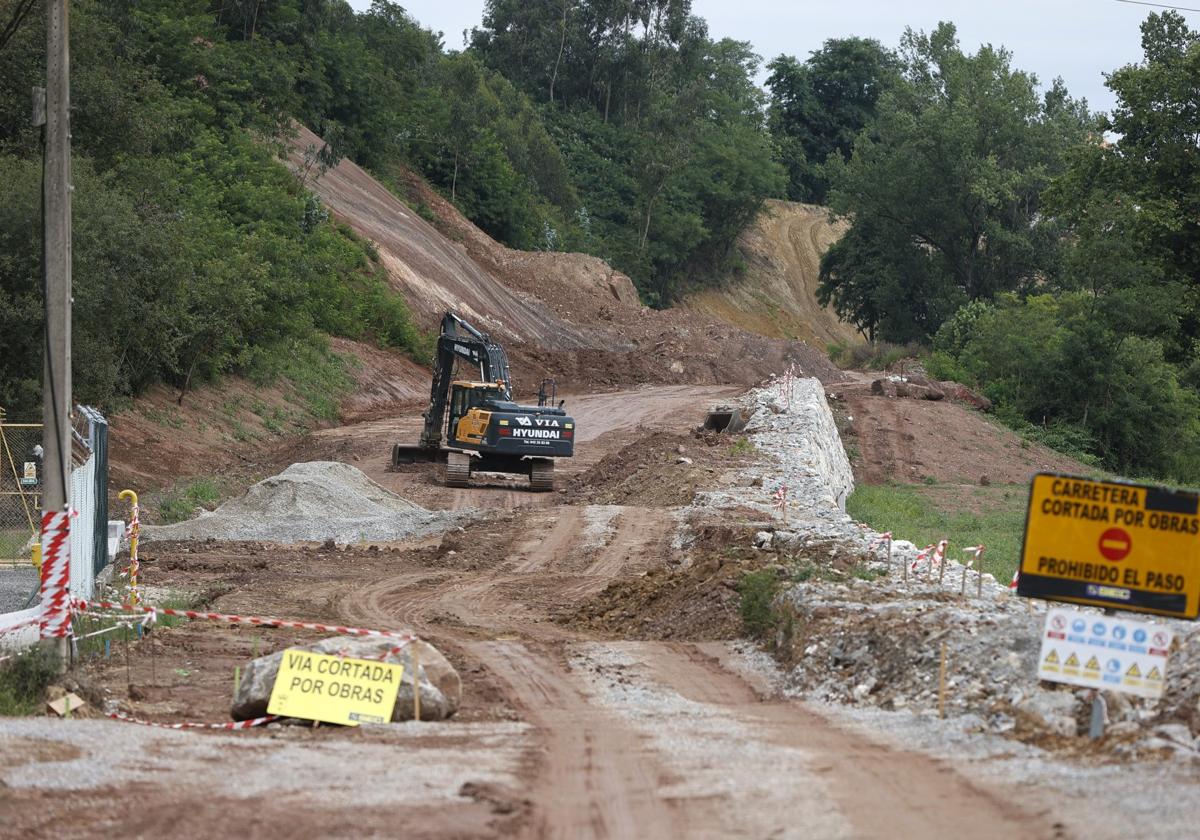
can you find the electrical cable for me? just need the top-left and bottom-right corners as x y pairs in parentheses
(1115, 0), (1200, 13)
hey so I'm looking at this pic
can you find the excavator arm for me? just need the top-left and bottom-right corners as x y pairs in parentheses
(418, 312), (512, 449)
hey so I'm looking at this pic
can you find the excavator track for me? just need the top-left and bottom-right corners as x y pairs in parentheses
(445, 452), (472, 488)
(529, 458), (555, 492)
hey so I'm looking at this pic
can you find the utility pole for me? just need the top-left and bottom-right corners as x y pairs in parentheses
(41, 0), (72, 668)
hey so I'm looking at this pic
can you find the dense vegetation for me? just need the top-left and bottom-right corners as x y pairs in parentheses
(814, 15), (1200, 481)
(0, 0), (427, 416)
(2, 1), (1198, 480)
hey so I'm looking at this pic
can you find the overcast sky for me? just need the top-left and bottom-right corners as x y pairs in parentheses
(348, 0), (1200, 114)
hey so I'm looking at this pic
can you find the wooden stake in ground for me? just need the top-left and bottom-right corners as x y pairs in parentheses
(412, 646), (421, 722)
(961, 560), (972, 597)
(938, 641), (948, 720)
(936, 540), (948, 586)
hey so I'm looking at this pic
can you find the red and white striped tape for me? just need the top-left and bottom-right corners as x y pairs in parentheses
(107, 710), (277, 730)
(39, 509), (71, 639)
(1009, 568), (1020, 589)
(911, 544), (934, 572)
(868, 531), (892, 548)
(772, 485), (788, 510)
(72, 599), (417, 642)
(0, 613), (43, 636)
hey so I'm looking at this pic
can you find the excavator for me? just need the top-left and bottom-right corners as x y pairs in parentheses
(391, 312), (575, 491)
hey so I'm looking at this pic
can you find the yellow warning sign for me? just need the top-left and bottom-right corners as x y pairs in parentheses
(1065, 652), (1079, 667)
(1147, 666), (1163, 681)
(267, 649), (403, 726)
(1126, 662), (1142, 678)
(1085, 656), (1101, 671)
(1043, 649), (1060, 666)
(1019, 474), (1200, 619)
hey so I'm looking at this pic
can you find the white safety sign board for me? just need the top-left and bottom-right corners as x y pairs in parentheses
(1037, 606), (1174, 699)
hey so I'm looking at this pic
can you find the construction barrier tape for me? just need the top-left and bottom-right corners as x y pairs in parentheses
(0, 613), (43, 635)
(71, 598), (417, 642)
(39, 509), (71, 638)
(107, 710), (277, 730)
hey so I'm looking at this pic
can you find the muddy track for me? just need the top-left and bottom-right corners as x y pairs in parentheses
(326, 387), (1069, 839)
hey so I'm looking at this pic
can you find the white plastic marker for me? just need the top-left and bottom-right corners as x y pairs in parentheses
(869, 532), (893, 574)
(934, 539), (949, 585)
(772, 485), (788, 522)
(963, 545), (985, 597)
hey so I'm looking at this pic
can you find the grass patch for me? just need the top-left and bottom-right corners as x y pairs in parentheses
(729, 437), (754, 456)
(0, 645), (60, 715)
(246, 338), (355, 423)
(158, 479), (222, 524)
(828, 340), (925, 371)
(846, 482), (1028, 581)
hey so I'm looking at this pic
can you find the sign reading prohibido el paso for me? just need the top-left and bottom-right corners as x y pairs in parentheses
(1019, 473), (1200, 619)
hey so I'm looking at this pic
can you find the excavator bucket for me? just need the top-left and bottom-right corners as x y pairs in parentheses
(703, 405), (744, 434)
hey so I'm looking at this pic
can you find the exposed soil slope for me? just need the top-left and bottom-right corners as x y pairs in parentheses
(286, 126), (843, 393)
(682, 200), (860, 347)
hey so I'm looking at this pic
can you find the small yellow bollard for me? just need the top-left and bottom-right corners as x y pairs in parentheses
(31, 542), (41, 570)
(119, 489), (140, 604)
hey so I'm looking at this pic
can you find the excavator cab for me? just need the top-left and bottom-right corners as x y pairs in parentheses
(448, 381), (506, 446)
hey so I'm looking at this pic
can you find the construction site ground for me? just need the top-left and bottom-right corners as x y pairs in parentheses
(4, 383), (1197, 839)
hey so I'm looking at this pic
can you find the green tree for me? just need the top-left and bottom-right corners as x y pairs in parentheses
(765, 38), (899, 203)
(820, 23), (1091, 341)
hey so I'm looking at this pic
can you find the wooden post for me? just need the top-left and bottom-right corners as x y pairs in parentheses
(41, 0), (72, 673)
(938, 641), (948, 719)
(411, 646), (421, 722)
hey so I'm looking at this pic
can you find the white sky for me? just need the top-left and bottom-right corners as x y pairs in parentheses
(348, 0), (1200, 115)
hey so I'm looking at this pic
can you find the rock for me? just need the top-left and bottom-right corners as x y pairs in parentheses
(1016, 688), (1078, 737)
(870, 378), (898, 398)
(1103, 690), (1135, 722)
(232, 635), (460, 723)
(1153, 723), (1196, 747)
(677, 456), (693, 465)
(979, 474), (991, 487)
(753, 531), (774, 550)
(939, 382), (993, 412)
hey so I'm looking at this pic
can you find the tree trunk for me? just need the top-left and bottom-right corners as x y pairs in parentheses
(451, 151), (459, 202)
(549, 1), (569, 103)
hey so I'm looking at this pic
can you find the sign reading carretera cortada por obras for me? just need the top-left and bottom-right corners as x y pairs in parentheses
(1019, 473), (1200, 619)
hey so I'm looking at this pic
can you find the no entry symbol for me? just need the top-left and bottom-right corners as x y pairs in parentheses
(1098, 528), (1132, 562)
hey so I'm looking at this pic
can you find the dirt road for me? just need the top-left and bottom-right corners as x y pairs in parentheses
(0, 384), (1097, 838)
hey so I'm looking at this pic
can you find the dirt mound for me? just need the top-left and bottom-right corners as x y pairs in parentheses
(828, 376), (1091, 485)
(144, 461), (452, 544)
(681, 201), (859, 347)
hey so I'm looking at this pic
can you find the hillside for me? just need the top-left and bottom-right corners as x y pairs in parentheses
(682, 201), (859, 348)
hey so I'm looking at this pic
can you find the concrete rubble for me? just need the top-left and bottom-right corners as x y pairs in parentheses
(685, 373), (1200, 757)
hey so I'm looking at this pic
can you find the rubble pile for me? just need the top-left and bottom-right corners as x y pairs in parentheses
(690, 374), (1200, 759)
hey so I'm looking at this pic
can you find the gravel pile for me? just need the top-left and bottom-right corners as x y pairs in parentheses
(144, 461), (457, 544)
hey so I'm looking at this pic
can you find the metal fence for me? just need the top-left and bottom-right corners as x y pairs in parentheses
(0, 414), (42, 568)
(0, 406), (109, 605)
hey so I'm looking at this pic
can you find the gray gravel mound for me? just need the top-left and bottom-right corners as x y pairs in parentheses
(143, 461), (454, 544)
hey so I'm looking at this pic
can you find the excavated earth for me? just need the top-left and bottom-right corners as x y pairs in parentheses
(4, 383), (1197, 839)
(5, 129), (1198, 838)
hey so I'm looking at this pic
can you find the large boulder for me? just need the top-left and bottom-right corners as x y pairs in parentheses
(1015, 688), (1078, 737)
(232, 635), (461, 722)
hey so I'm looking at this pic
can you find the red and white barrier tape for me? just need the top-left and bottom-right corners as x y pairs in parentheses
(0, 613), (43, 636)
(1009, 568), (1020, 589)
(868, 531), (892, 548)
(39, 510), (72, 639)
(72, 599), (417, 642)
(107, 710), (277, 730)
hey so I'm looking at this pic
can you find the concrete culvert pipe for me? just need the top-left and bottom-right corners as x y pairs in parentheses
(703, 405), (745, 434)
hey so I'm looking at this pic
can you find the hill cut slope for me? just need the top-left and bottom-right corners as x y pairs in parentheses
(286, 127), (843, 393)
(683, 200), (860, 348)
(286, 126), (620, 350)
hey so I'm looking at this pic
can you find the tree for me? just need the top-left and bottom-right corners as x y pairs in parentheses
(766, 38), (899, 203)
(819, 23), (1091, 341)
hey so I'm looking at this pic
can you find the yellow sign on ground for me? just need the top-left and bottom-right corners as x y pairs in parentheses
(267, 649), (403, 726)
(1019, 473), (1200, 619)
